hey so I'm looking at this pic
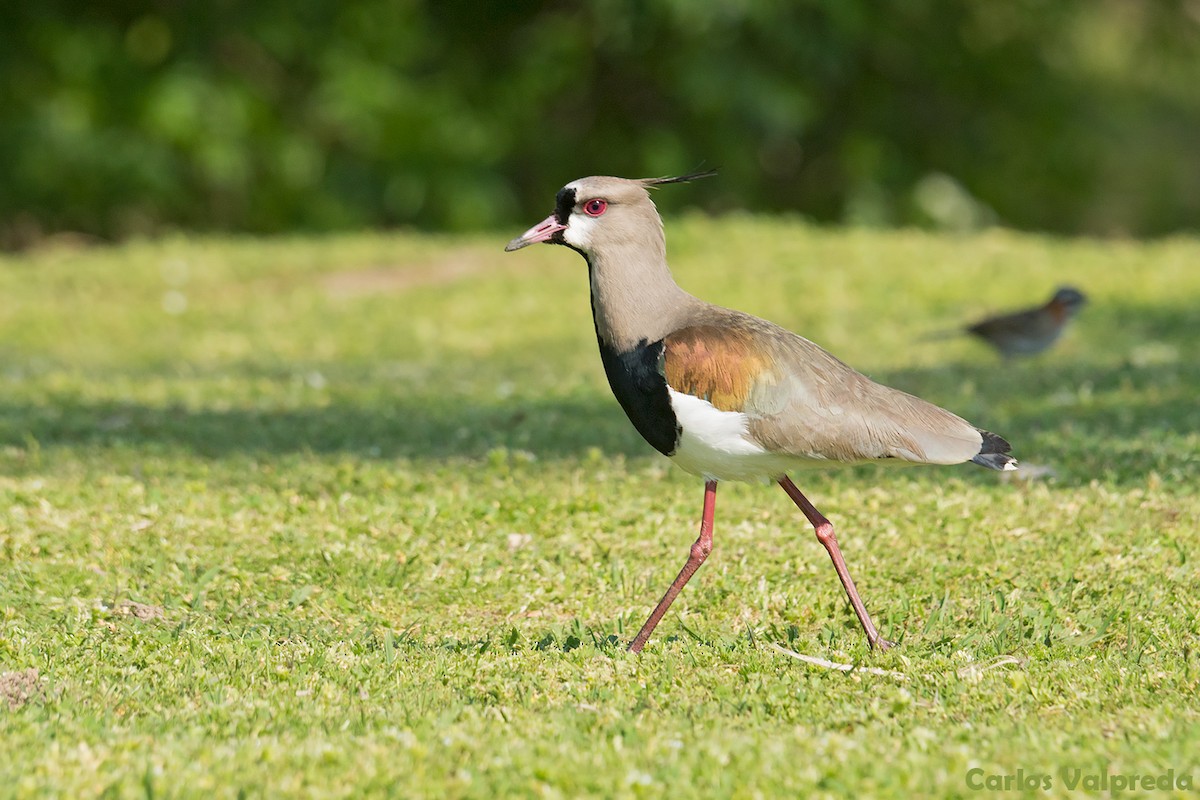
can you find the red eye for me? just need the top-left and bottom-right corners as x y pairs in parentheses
(583, 198), (607, 217)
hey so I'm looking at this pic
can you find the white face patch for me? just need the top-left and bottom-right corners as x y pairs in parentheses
(563, 211), (601, 251)
(560, 179), (605, 251)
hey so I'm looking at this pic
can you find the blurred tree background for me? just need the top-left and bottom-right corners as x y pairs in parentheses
(1, 0), (1197, 248)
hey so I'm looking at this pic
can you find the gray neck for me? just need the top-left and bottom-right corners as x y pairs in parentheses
(586, 240), (702, 351)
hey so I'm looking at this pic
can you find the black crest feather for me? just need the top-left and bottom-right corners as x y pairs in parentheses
(642, 169), (718, 188)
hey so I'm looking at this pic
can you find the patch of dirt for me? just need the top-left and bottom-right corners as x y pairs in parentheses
(119, 601), (165, 620)
(1, 668), (46, 710)
(321, 245), (531, 299)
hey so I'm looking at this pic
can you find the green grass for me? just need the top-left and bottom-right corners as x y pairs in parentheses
(2, 217), (1199, 798)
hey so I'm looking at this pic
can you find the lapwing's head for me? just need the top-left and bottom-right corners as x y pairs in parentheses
(505, 171), (715, 257)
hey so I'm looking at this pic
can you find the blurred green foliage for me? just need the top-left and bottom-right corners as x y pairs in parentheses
(1, 0), (1198, 246)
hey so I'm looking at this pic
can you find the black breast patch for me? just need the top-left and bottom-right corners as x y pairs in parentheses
(597, 336), (680, 456)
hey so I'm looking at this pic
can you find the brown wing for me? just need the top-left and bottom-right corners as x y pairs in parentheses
(968, 306), (1054, 339)
(665, 310), (984, 466)
(662, 325), (769, 412)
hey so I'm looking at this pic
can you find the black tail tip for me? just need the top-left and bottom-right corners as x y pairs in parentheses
(972, 429), (1018, 472)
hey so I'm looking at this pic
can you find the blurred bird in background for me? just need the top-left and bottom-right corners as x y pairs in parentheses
(964, 287), (1088, 358)
(926, 287), (1088, 359)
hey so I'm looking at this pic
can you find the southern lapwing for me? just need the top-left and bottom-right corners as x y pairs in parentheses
(505, 172), (1017, 653)
(963, 287), (1088, 358)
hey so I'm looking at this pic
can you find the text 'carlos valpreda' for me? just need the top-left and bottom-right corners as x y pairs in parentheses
(966, 767), (1194, 794)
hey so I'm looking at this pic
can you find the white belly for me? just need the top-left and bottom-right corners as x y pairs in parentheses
(667, 389), (809, 482)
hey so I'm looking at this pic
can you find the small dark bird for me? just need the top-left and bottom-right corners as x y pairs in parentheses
(963, 287), (1088, 358)
(505, 173), (1017, 653)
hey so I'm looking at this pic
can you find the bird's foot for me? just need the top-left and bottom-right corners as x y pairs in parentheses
(871, 637), (897, 652)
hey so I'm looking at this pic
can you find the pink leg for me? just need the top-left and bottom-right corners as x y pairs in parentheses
(628, 480), (717, 653)
(778, 476), (894, 651)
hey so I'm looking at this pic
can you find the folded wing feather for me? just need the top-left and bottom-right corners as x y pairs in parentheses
(663, 310), (984, 466)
